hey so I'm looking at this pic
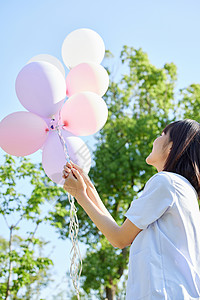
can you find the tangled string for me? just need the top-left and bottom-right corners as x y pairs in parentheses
(56, 115), (82, 299)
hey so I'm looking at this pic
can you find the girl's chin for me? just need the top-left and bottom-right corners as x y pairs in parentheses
(146, 153), (154, 165)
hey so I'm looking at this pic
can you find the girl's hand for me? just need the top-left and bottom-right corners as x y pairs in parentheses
(63, 161), (95, 197)
(63, 162), (105, 213)
(63, 166), (87, 200)
(69, 161), (94, 188)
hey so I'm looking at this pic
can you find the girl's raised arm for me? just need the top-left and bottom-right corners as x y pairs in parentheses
(63, 167), (142, 249)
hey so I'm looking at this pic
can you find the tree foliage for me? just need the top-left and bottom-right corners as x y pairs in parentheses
(51, 45), (197, 299)
(79, 46), (199, 299)
(1, 45), (200, 300)
(0, 155), (65, 299)
(80, 46), (179, 299)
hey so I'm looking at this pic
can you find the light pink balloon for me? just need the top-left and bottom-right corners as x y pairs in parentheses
(0, 111), (49, 156)
(66, 63), (109, 97)
(60, 92), (108, 136)
(42, 130), (91, 185)
(15, 61), (66, 118)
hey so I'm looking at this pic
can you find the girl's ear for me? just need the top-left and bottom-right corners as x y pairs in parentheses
(169, 141), (173, 152)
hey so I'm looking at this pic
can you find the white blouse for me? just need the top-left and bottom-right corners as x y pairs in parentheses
(125, 171), (200, 300)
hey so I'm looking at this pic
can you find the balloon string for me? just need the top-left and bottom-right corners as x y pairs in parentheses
(52, 115), (82, 299)
(57, 124), (70, 162)
(68, 192), (82, 299)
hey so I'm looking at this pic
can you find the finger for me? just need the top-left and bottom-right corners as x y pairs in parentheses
(63, 169), (70, 176)
(71, 163), (92, 186)
(63, 172), (70, 180)
(63, 167), (78, 179)
(64, 164), (72, 171)
(66, 161), (72, 168)
(64, 166), (71, 173)
(70, 161), (83, 173)
(64, 163), (72, 169)
(71, 169), (77, 179)
(63, 170), (70, 177)
(71, 168), (84, 184)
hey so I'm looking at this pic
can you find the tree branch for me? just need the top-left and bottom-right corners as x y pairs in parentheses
(5, 225), (14, 300)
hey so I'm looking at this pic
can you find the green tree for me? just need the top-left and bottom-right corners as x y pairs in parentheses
(0, 155), (65, 300)
(52, 45), (200, 299)
(0, 235), (53, 300)
(27, 46), (199, 299)
(81, 46), (178, 299)
(179, 83), (200, 121)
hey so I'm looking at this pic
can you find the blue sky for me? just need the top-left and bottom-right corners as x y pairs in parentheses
(1, 0), (200, 298)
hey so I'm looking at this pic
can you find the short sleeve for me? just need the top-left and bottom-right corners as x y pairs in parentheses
(125, 172), (176, 230)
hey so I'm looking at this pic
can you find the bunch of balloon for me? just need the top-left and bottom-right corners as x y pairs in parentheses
(0, 28), (109, 299)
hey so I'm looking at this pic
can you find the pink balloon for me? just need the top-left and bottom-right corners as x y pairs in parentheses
(42, 130), (91, 185)
(66, 63), (109, 97)
(60, 92), (108, 136)
(0, 111), (49, 156)
(15, 61), (66, 118)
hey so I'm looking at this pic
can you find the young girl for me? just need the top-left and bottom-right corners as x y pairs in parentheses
(63, 119), (200, 299)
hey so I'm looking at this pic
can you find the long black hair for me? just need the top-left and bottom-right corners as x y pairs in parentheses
(163, 119), (200, 199)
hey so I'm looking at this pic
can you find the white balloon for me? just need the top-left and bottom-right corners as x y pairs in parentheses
(62, 28), (105, 69)
(28, 54), (65, 78)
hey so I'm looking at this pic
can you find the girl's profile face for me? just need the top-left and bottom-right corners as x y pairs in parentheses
(146, 131), (172, 172)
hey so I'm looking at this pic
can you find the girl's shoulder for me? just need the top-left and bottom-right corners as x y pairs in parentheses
(147, 171), (190, 186)
(147, 171), (198, 198)
(146, 171), (173, 187)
